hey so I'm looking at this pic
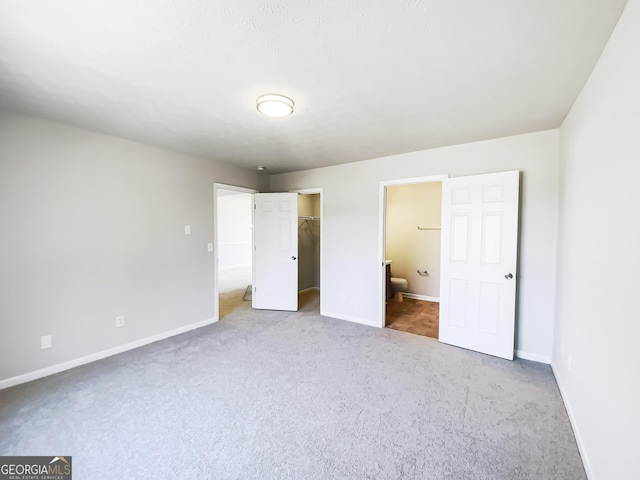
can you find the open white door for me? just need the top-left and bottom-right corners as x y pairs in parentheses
(439, 170), (519, 360)
(253, 193), (298, 311)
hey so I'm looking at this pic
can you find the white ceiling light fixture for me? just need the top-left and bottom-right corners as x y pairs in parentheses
(256, 94), (294, 117)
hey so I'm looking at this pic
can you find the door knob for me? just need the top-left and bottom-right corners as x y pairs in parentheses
(292, 256), (297, 260)
(505, 273), (513, 279)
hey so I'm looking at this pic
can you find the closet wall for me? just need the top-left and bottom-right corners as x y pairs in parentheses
(298, 194), (320, 291)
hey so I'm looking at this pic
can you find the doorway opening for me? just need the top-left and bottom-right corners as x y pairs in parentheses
(379, 171), (520, 359)
(249, 188), (324, 315)
(214, 183), (257, 321)
(384, 181), (443, 339)
(296, 191), (322, 313)
(378, 174), (448, 335)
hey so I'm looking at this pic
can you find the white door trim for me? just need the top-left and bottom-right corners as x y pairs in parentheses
(377, 174), (449, 328)
(290, 188), (325, 316)
(213, 183), (259, 321)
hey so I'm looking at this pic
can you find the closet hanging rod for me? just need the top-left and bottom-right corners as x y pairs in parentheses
(417, 226), (441, 230)
(299, 216), (320, 220)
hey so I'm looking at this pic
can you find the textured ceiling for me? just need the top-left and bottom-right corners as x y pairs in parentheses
(0, 0), (628, 173)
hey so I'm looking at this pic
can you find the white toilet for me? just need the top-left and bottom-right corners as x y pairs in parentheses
(390, 277), (408, 302)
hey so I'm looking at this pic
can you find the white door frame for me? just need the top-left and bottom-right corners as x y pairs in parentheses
(377, 175), (449, 328)
(290, 188), (325, 316)
(213, 182), (259, 321)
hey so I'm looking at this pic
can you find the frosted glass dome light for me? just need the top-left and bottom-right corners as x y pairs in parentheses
(256, 94), (294, 117)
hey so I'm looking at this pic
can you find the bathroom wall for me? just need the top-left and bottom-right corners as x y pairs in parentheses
(298, 194), (320, 291)
(217, 191), (253, 269)
(385, 182), (442, 300)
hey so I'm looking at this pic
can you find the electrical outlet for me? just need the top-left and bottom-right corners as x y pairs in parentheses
(41, 335), (52, 349)
(115, 315), (125, 328)
(340, 292), (347, 302)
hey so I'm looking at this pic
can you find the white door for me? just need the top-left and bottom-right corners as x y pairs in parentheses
(253, 193), (298, 311)
(439, 170), (519, 360)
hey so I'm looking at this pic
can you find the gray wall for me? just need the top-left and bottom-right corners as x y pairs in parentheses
(555, 0), (640, 477)
(271, 130), (560, 361)
(0, 111), (266, 381)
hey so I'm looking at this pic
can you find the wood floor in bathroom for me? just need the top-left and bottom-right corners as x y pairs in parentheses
(385, 298), (439, 339)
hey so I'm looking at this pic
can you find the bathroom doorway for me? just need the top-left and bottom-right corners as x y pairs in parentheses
(296, 190), (322, 313)
(380, 175), (447, 339)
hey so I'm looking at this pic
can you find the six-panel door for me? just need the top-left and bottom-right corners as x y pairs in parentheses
(439, 171), (520, 360)
(253, 193), (299, 311)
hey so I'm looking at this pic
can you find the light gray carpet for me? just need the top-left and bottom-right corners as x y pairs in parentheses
(0, 292), (585, 479)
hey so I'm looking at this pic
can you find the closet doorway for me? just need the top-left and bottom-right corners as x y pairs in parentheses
(295, 189), (323, 313)
(379, 175), (448, 339)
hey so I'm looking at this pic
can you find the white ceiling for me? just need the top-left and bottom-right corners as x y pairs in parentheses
(0, 0), (628, 173)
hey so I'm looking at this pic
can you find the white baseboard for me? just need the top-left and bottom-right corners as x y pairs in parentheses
(298, 287), (320, 294)
(322, 310), (379, 328)
(402, 293), (440, 302)
(552, 363), (594, 480)
(515, 350), (551, 364)
(0, 316), (218, 390)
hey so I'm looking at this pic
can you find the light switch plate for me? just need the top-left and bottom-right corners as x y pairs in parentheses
(207, 243), (213, 252)
(184, 225), (191, 235)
